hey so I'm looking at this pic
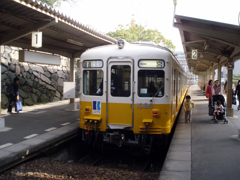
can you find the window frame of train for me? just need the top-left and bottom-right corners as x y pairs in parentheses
(138, 59), (165, 98)
(82, 60), (104, 96)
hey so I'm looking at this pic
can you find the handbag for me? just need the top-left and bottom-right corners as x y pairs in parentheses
(232, 95), (237, 105)
(16, 101), (22, 112)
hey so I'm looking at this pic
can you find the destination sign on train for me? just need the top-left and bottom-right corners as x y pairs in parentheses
(82, 60), (103, 68)
(139, 60), (165, 68)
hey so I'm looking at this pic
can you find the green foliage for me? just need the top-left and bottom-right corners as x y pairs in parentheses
(37, 0), (60, 7)
(106, 21), (176, 52)
(233, 74), (240, 85)
(37, 0), (76, 7)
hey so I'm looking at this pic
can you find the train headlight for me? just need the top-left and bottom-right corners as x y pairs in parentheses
(117, 39), (126, 49)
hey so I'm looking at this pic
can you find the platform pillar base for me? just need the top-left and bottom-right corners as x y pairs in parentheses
(66, 103), (79, 111)
(0, 118), (5, 129)
(227, 108), (233, 117)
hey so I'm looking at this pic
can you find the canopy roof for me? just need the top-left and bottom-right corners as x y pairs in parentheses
(0, 0), (117, 58)
(174, 15), (240, 74)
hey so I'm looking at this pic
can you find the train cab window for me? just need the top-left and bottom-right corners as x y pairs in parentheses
(138, 70), (164, 97)
(83, 70), (103, 96)
(110, 65), (131, 97)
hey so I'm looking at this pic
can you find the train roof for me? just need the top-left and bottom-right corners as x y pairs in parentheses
(81, 40), (186, 74)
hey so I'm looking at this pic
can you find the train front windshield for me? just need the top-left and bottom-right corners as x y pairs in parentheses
(138, 70), (164, 97)
(83, 70), (103, 96)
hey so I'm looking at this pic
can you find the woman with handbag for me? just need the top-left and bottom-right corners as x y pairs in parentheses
(206, 80), (215, 118)
(206, 80), (214, 106)
(7, 77), (20, 114)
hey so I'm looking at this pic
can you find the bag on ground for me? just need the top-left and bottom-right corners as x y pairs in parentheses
(16, 101), (22, 112)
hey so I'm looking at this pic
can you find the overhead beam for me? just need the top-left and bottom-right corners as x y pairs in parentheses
(184, 40), (205, 44)
(73, 51), (85, 58)
(188, 61), (208, 68)
(230, 47), (240, 58)
(0, 19), (57, 45)
(8, 41), (73, 58)
(183, 42), (225, 58)
(174, 22), (240, 46)
(188, 59), (212, 66)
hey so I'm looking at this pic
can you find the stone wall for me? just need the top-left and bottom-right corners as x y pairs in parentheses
(1, 46), (79, 109)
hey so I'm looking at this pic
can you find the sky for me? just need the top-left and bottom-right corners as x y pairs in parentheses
(57, 0), (240, 52)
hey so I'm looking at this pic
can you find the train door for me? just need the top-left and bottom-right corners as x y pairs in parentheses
(106, 58), (134, 129)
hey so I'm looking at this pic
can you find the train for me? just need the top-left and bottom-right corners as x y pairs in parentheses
(79, 39), (187, 153)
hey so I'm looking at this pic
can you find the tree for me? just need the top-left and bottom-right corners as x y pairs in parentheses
(37, 0), (76, 7)
(107, 21), (176, 52)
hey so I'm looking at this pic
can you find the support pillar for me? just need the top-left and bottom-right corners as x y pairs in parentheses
(227, 58), (233, 117)
(208, 68), (211, 81)
(0, 45), (5, 129)
(217, 63), (221, 83)
(212, 67), (215, 81)
(67, 57), (78, 111)
(205, 71), (208, 91)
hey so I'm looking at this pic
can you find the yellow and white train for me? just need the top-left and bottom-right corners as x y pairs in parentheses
(79, 39), (187, 152)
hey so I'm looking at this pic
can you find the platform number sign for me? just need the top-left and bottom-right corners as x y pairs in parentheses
(32, 31), (42, 48)
(192, 49), (198, 60)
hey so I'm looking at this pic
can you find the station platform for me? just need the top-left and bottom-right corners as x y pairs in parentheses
(0, 99), (80, 171)
(159, 85), (240, 180)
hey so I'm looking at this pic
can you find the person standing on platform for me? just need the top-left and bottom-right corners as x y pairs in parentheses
(206, 80), (214, 106)
(206, 80), (215, 118)
(224, 80), (227, 94)
(235, 80), (240, 110)
(183, 95), (195, 123)
(7, 77), (20, 114)
(213, 80), (222, 95)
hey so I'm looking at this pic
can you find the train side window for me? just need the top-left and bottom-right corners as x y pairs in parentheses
(138, 70), (164, 97)
(83, 70), (103, 96)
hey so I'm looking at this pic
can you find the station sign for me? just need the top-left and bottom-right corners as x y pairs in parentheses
(192, 49), (198, 60)
(227, 62), (234, 70)
(32, 31), (42, 48)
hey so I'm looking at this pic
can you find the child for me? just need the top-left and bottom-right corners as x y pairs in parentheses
(183, 95), (195, 123)
(214, 100), (224, 118)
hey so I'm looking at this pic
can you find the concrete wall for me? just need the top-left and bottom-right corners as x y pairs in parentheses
(1, 45), (80, 109)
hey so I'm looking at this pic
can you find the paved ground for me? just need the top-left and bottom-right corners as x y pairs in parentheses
(0, 99), (79, 148)
(2, 87), (240, 180)
(160, 85), (240, 180)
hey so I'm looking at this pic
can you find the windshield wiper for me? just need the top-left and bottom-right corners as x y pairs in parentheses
(150, 85), (163, 103)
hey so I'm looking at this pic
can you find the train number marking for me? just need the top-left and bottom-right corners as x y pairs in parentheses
(137, 103), (153, 109)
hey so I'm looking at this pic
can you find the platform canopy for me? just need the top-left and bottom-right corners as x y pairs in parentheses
(0, 0), (117, 58)
(174, 15), (240, 74)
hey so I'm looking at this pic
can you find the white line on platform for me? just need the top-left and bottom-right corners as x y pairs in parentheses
(0, 143), (13, 150)
(45, 127), (57, 132)
(61, 122), (70, 126)
(24, 134), (38, 139)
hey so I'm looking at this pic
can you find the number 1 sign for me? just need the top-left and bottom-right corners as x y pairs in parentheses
(32, 31), (42, 48)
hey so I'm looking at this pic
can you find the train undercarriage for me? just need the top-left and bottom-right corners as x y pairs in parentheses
(82, 129), (169, 154)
